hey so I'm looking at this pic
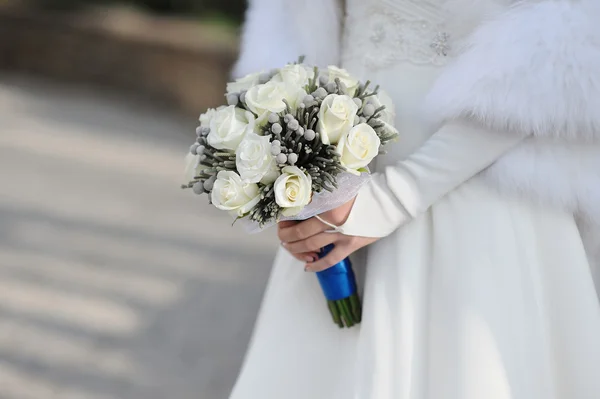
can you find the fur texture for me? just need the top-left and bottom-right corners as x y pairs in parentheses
(427, 0), (600, 141)
(232, 0), (343, 78)
(485, 140), (600, 224)
(425, 0), (600, 279)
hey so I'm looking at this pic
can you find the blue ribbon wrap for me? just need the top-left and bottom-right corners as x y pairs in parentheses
(315, 244), (357, 301)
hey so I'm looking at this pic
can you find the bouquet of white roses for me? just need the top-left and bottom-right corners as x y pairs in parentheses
(183, 59), (398, 327)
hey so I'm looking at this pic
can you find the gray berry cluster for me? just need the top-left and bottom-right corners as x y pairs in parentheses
(247, 87), (351, 225)
(180, 124), (236, 203)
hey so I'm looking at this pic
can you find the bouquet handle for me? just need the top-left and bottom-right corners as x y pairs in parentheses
(316, 244), (362, 328)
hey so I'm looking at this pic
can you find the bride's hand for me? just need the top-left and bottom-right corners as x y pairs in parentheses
(277, 199), (378, 272)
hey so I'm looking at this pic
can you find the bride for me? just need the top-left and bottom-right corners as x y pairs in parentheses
(229, 0), (600, 398)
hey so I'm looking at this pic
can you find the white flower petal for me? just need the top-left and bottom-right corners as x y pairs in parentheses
(274, 166), (312, 212)
(324, 66), (360, 96)
(211, 171), (260, 216)
(207, 106), (254, 150)
(184, 153), (201, 182)
(227, 72), (262, 94)
(317, 94), (358, 145)
(338, 123), (380, 174)
(236, 133), (277, 184)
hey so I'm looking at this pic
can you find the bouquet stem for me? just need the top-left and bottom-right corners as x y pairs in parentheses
(317, 244), (362, 328)
(327, 293), (362, 328)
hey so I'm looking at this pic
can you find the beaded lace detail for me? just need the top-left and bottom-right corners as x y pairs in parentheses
(342, 0), (451, 69)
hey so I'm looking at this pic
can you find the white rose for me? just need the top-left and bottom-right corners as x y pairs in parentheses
(226, 72), (262, 94)
(207, 105), (255, 150)
(317, 94), (359, 145)
(274, 166), (312, 216)
(236, 133), (279, 184)
(245, 81), (287, 116)
(337, 123), (381, 174)
(211, 171), (261, 217)
(272, 64), (314, 88)
(245, 81), (306, 118)
(324, 66), (360, 96)
(184, 153), (202, 182)
(199, 106), (224, 128)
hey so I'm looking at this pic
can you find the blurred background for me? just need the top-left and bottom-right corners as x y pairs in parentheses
(0, 0), (279, 398)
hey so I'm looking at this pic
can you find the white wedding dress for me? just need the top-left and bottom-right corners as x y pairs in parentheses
(229, 1), (600, 398)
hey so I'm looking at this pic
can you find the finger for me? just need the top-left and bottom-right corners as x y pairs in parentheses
(290, 252), (319, 263)
(278, 217), (329, 243)
(283, 232), (340, 254)
(305, 243), (351, 272)
(277, 220), (297, 237)
(277, 220), (297, 229)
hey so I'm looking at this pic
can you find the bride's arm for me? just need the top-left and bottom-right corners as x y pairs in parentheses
(281, 122), (523, 270)
(281, 0), (600, 269)
(337, 123), (523, 237)
(332, 0), (600, 238)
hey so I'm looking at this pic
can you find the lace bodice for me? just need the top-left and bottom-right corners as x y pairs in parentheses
(339, 0), (459, 164)
(342, 0), (451, 70)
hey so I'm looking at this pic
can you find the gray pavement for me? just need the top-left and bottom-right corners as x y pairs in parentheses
(0, 74), (278, 399)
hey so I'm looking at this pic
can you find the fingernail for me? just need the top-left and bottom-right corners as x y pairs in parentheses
(304, 265), (311, 272)
(281, 242), (288, 247)
(305, 256), (314, 262)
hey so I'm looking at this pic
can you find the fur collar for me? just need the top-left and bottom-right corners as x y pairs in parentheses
(426, 0), (600, 142)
